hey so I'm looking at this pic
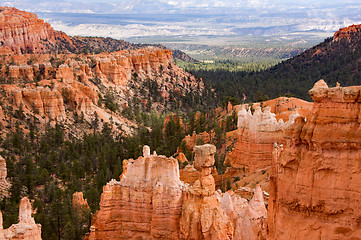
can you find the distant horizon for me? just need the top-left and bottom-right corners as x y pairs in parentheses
(1, 0), (359, 15)
(2, 0), (361, 60)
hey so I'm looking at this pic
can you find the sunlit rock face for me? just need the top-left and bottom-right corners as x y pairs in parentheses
(220, 185), (267, 240)
(180, 144), (234, 240)
(0, 156), (10, 200)
(0, 6), (72, 54)
(86, 144), (268, 240)
(0, 197), (42, 240)
(268, 80), (361, 240)
(227, 105), (299, 173)
(87, 147), (185, 240)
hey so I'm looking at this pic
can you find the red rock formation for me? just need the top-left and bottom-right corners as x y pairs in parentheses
(268, 80), (361, 240)
(182, 131), (212, 151)
(0, 197), (42, 240)
(333, 24), (361, 42)
(226, 106), (300, 173)
(6, 86), (66, 121)
(176, 152), (188, 164)
(180, 164), (201, 186)
(87, 144), (268, 240)
(220, 185), (267, 240)
(0, 156), (10, 200)
(0, 6), (72, 54)
(72, 192), (90, 210)
(180, 144), (233, 240)
(87, 146), (184, 240)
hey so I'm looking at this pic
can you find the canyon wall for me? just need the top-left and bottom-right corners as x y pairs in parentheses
(226, 106), (299, 172)
(0, 6), (72, 54)
(87, 144), (267, 239)
(268, 80), (361, 240)
(0, 197), (42, 240)
(86, 146), (185, 240)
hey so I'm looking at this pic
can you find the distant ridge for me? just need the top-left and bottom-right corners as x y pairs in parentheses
(191, 23), (361, 102)
(0, 6), (195, 62)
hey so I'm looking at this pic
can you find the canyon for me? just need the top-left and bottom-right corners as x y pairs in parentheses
(0, 7), (203, 136)
(268, 80), (361, 239)
(86, 144), (267, 239)
(0, 6), (360, 240)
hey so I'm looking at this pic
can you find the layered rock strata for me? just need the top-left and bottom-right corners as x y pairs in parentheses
(268, 80), (361, 239)
(226, 106), (299, 172)
(180, 144), (233, 240)
(0, 6), (72, 54)
(0, 197), (42, 240)
(86, 146), (184, 240)
(87, 144), (268, 239)
(72, 192), (90, 210)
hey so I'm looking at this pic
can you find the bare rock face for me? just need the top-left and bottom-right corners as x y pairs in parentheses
(87, 147), (184, 240)
(180, 144), (233, 240)
(6, 86), (66, 121)
(0, 7), (72, 54)
(268, 80), (361, 239)
(1, 197), (42, 240)
(226, 106), (299, 172)
(220, 185), (267, 240)
(0, 156), (10, 199)
(72, 192), (90, 210)
(333, 24), (361, 42)
(87, 144), (268, 239)
(182, 131), (212, 152)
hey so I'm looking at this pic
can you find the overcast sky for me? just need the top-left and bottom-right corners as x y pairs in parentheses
(1, 0), (358, 14)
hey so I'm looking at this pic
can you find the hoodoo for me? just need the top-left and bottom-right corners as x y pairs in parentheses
(268, 80), (361, 239)
(86, 144), (267, 239)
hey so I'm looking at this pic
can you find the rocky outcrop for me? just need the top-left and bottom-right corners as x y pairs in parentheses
(87, 146), (184, 240)
(180, 144), (233, 240)
(0, 156), (10, 200)
(226, 106), (299, 172)
(182, 131), (212, 151)
(72, 192), (89, 210)
(0, 197), (42, 240)
(0, 6), (72, 54)
(6, 85), (66, 121)
(87, 144), (268, 239)
(333, 24), (361, 42)
(268, 80), (361, 239)
(220, 185), (267, 240)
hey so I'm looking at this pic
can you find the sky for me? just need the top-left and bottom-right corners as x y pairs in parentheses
(0, 0), (358, 14)
(1, 0), (360, 45)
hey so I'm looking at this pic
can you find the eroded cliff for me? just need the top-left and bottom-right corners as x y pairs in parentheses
(268, 80), (361, 240)
(87, 146), (184, 240)
(226, 106), (300, 173)
(87, 144), (267, 240)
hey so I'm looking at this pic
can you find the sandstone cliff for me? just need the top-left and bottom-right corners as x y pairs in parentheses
(87, 146), (185, 240)
(72, 192), (90, 210)
(0, 197), (42, 240)
(87, 144), (268, 240)
(220, 185), (267, 240)
(0, 45), (202, 136)
(268, 80), (361, 239)
(333, 24), (361, 42)
(0, 6), (72, 54)
(226, 106), (300, 173)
